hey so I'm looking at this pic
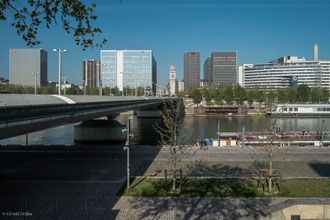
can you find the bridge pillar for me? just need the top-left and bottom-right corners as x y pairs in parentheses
(74, 119), (127, 143)
(135, 107), (162, 118)
(106, 113), (119, 120)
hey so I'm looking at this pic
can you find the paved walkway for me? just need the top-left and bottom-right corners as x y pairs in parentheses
(108, 197), (287, 220)
(1, 145), (330, 219)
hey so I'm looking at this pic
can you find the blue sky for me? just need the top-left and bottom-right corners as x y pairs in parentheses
(0, 0), (330, 87)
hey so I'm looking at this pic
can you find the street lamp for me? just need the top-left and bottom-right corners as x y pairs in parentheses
(82, 79), (86, 95)
(63, 76), (67, 95)
(32, 72), (39, 95)
(53, 49), (68, 95)
(321, 120), (325, 147)
(97, 63), (106, 96)
(134, 74), (137, 96)
(123, 118), (134, 190)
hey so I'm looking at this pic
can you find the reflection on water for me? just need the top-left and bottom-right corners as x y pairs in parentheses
(0, 115), (329, 146)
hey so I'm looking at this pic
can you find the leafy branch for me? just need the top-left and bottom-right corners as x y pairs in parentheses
(0, 0), (107, 49)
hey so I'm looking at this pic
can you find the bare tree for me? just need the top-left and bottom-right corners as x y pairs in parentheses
(154, 97), (195, 193)
(252, 102), (293, 194)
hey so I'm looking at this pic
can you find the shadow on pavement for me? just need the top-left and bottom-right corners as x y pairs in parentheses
(309, 162), (330, 177)
(186, 160), (256, 177)
(126, 197), (273, 219)
(117, 160), (274, 219)
(0, 144), (161, 219)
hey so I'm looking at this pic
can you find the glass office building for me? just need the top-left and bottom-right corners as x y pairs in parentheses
(100, 50), (157, 95)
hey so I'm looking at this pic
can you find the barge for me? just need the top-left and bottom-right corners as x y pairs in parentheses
(272, 104), (330, 117)
(202, 131), (329, 147)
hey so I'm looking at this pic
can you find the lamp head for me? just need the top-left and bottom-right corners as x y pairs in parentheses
(53, 49), (58, 52)
(62, 49), (68, 53)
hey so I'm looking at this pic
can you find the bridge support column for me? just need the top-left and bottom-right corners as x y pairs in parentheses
(26, 133), (28, 146)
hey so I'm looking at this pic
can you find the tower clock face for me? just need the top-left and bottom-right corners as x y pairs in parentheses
(170, 74), (175, 79)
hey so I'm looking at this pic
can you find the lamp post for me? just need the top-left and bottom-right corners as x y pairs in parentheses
(82, 80), (86, 95)
(63, 76), (67, 95)
(135, 75), (137, 96)
(53, 49), (68, 95)
(217, 120), (221, 146)
(97, 63), (106, 96)
(321, 120), (325, 147)
(32, 72), (39, 95)
(123, 118), (134, 190)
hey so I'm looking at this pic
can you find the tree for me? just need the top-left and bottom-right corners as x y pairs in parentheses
(66, 87), (77, 95)
(277, 88), (288, 103)
(253, 102), (293, 194)
(256, 90), (265, 107)
(191, 89), (201, 106)
(234, 84), (246, 105)
(0, 0), (107, 49)
(287, 87), (297, 103)
(154, 98), (194, 193)
(112, 87), (120, 96)
(85, 87), (98, 95)
(310, 87), (320, 103)
(187, 86), (198, 97)
(247, 90), (254, 106)
(267, 90), (276, 104)
(223, 85), (234, 105)
(202, 88), (212, 106)
(320, 88), (329, 103)
(177, 91), (186, 98)
(213, 87), (223, 106)
(297, 84), (310, 102)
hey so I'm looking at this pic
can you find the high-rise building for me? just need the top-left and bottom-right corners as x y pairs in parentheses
(203, 56), (212, 87)
(184, 51), (200, 90)
(82, 60), (100, 88)
(211, 51), (237, 87)
(237, 66), (244, 86)
(9, 48), (47, 87)
(100, 50), (157, 95)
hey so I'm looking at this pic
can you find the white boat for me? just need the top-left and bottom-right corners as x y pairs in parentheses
(272, 104), (330, 116)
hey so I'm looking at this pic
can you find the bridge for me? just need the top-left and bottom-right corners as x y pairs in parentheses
(0, 94), (169, 140)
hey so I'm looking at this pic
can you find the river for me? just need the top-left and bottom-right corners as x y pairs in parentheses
(0, 115), (329, 146)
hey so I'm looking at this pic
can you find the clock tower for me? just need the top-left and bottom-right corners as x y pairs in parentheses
(169, 64), (176, 96)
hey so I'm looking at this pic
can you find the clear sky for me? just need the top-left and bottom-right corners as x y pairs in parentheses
(0, 0), (330, 87)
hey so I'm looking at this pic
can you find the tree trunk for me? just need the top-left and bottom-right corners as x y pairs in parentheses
(268, 159), (273, 193)
(172, 170), (176, 192)
(164, 169), (167, 190)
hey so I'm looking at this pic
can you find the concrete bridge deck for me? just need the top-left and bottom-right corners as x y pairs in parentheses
(0, 94), (169, 139)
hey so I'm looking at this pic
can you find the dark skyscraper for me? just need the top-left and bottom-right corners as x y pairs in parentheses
(82, 60), (100, 88)
(184, 51), (200, 90)
(211, 51), (237, 86)
(203, 56), (212, 87)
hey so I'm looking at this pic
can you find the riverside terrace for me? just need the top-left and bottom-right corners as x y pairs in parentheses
(0, 94), (171, 139)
